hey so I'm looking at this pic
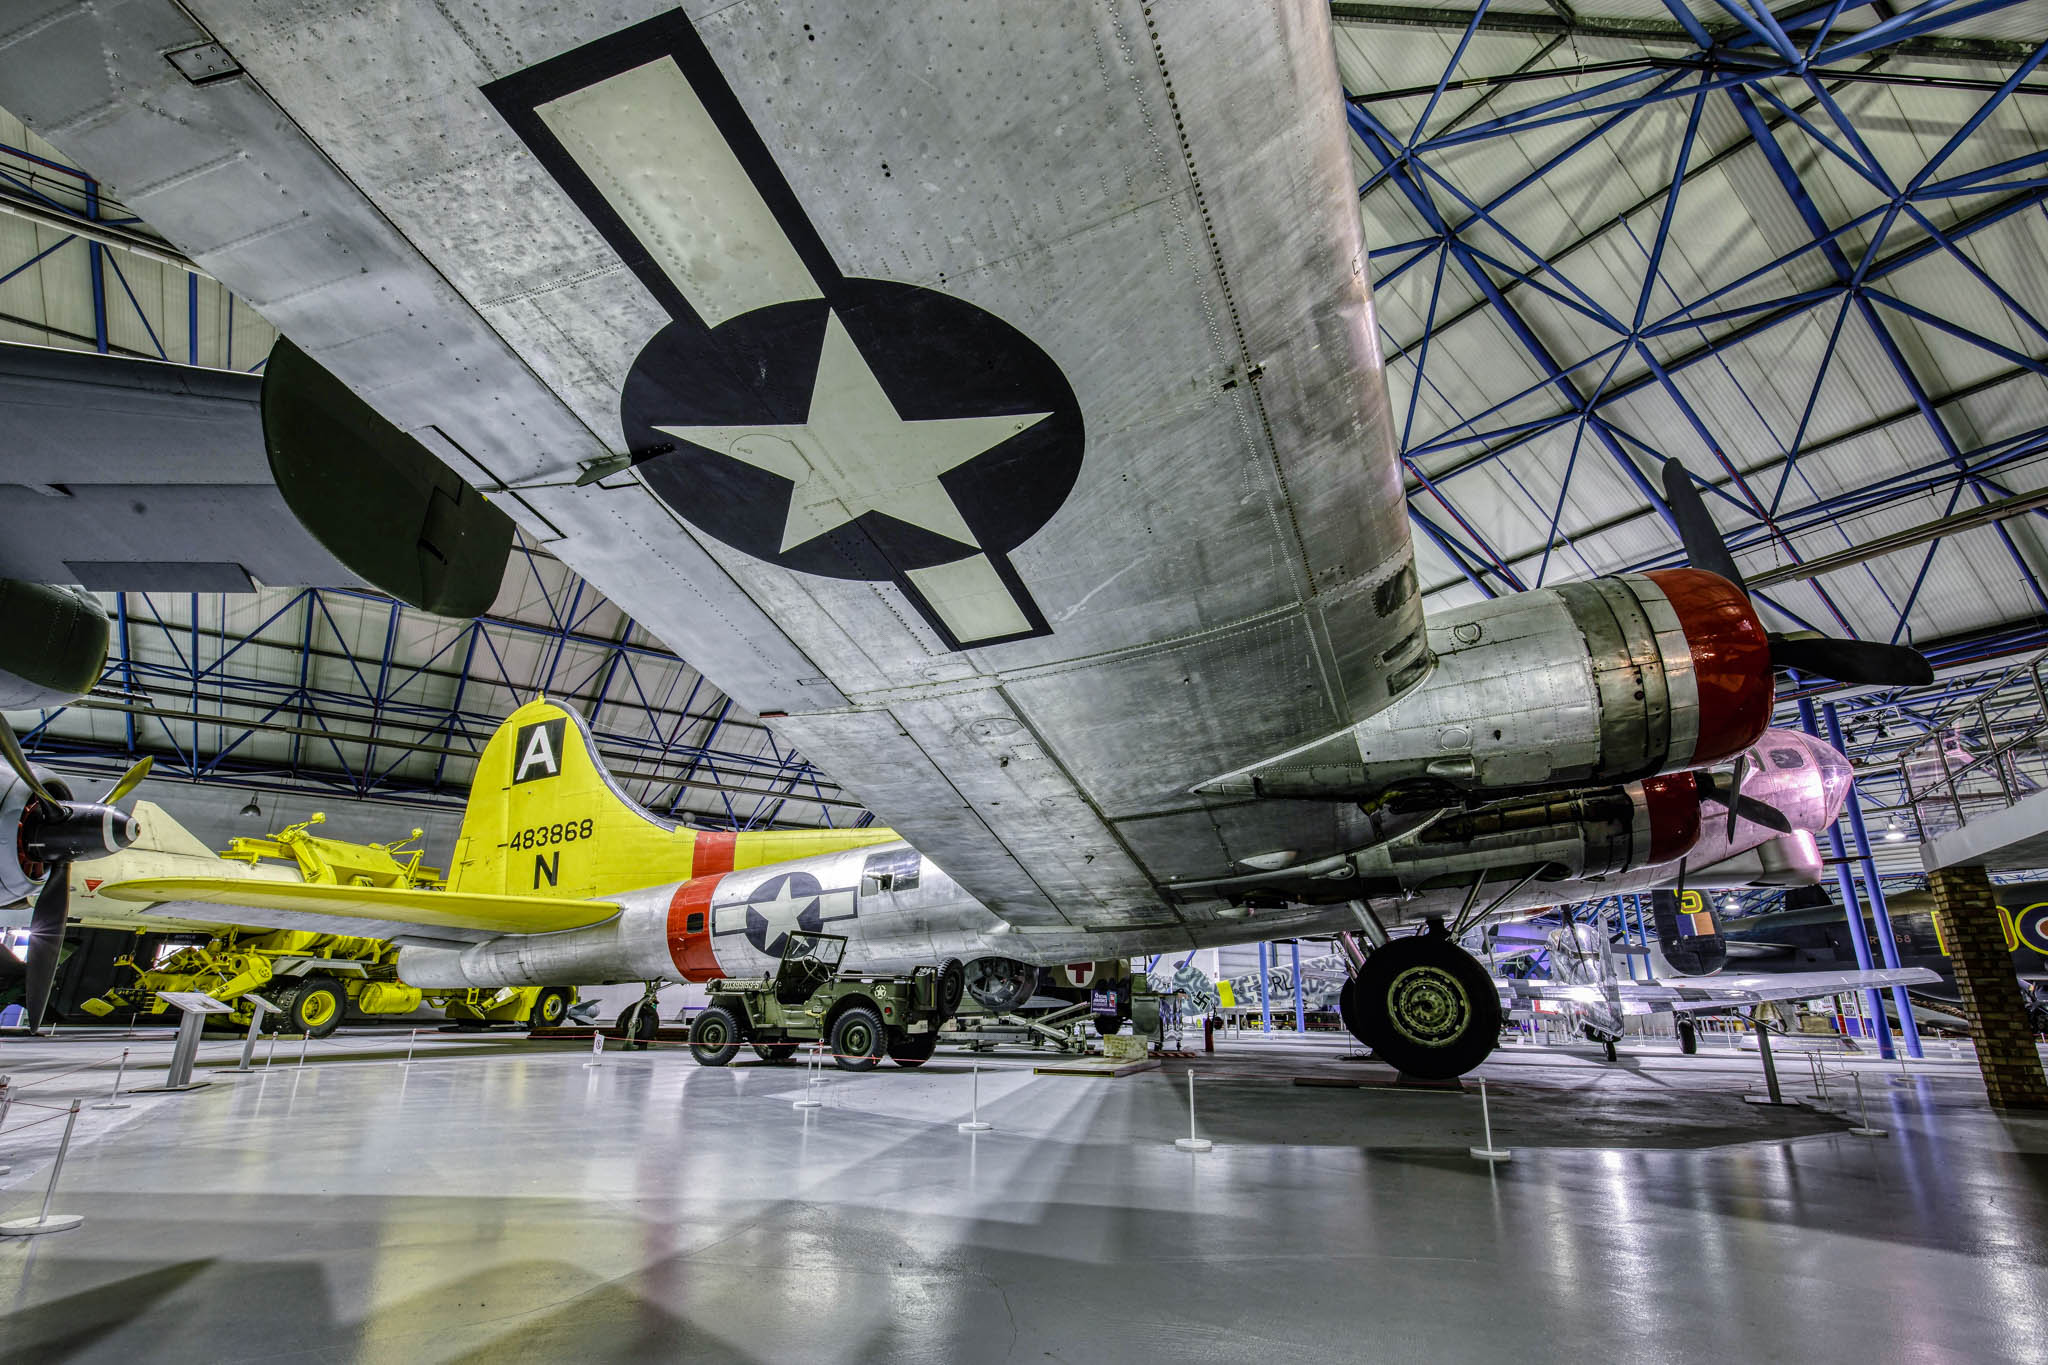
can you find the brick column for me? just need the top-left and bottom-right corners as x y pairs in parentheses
(1927, 865), (2048, 1110)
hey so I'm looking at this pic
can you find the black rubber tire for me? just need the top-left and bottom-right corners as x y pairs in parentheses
(619, 1000), (661, 1050)
(1351, 933), (1500, 1080)
(528, 987), (571, 1030)
(689, 1005), (743, 1066)
(1604, 1038), (1618, 1063)
(753, 1043), (799, 1064)
(283, 977), (347, 1039)
(935, 958), (966, 1019)
(1337, 975), (1381, 1049)
(1093, 1013), (1123, 1039)
(1678, 1019), (1698, 1055)
(830, 1005), (886, 1071)
(887, 1032), (938, 1067)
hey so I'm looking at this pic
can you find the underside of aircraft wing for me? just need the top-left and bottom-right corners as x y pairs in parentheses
(97, 876), (619, 936)
(1501, 967), (1944, 1014)
(0, 342), (363, 592)
(0, 3), (1420, 932)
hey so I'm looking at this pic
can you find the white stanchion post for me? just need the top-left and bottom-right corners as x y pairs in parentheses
(298, 1032), (311, 1070)
(585, 1029), (605, 1068)
(265, 1030), (279, 1069)
(92, 1050), (130, 1110)
(404, 1028), (418, 1067)
(1848, 1072), (1888, 1137)
(1174, 1070), (1212, 1151)
(1469, 1078), (1511, 1161)
(0, 1075), (11, 1175)
(960, 1063), (993, 1133)
(793, 1040), (824, 1109)
(235, 998), (275, 1072)
(2, 1099), (85, 1235)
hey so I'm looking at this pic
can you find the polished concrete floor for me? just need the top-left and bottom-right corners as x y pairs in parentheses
(1, 1025), (2045, 1363)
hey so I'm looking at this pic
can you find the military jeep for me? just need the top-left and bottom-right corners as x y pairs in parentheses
(687, 932), (966, 1071)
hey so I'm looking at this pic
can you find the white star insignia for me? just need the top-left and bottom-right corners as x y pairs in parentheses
(658, 311), (1051, 553)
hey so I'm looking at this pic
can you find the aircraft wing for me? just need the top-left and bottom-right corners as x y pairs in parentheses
(0, 343), (362, 592)
(1499, 967), (1944, 1014)
(97, 877), (619, 937)
(1, 3), (1421, 932)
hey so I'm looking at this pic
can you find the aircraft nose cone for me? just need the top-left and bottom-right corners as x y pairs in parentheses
(122, 814), (141, 846)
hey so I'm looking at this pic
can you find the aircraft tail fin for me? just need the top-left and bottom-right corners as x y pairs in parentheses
(448, 699), (899, 902)
(1649, 889), (1729, 976)
(447, 699), (693, 900)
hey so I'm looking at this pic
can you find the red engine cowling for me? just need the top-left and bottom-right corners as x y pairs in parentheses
(1639, 569), (1773, 767)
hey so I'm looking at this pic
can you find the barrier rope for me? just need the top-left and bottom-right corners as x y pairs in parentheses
(13, 1051), (133, 1090)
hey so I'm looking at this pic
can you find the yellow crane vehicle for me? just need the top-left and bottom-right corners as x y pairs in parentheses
(74, 810), (574, 1036)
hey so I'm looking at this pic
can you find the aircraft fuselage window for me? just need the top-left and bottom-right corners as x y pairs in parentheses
(860, 848), (922, 895)
(685, 912), (705, 933)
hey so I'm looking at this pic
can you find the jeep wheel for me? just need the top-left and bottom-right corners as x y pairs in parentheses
(689, 1005), (742, 1066)
(935, 958), (966, 1019)
(830, 1006), (886, 1071)
(887, 1032), (938, 1067)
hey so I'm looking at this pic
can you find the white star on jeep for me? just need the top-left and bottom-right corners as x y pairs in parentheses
(657, 311), (1051, 553)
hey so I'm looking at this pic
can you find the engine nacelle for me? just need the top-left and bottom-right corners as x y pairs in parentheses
(1205, 774), (1702, 907)
(1197, 569), (1771, 805)
(0, 579), (108, 711)
(1684, 830), (1825, 888)
(2, 765), (75, 903)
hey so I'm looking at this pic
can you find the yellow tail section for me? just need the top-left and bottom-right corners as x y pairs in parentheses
(445, 699), (896, 899)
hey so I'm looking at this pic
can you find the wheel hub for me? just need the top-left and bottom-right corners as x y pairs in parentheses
(1386, 964), (1470, 1047)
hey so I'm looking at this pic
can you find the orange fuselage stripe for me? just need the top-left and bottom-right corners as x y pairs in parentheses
(666, 874), (728, 981)
(692, 831), (737, 879)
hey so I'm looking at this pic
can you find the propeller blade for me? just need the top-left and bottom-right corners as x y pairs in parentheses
(1769, 634), (1934, 687)
(23, 861), (69, 1033)
(1724, 753), (1746, 842)
(100, 755), (152, 806)
(0, 714), (56, 804)
(1660, 459), (1749, 594)
(1735, 795), (1795, 835)
(1695, 765), (1795, 836)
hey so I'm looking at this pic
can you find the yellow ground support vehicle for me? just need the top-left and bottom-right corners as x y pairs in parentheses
(78, 813), (575, 1036)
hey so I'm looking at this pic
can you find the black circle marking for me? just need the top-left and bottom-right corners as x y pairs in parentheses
(743, 870), (824, 957)
(622, 283), (1083, 582)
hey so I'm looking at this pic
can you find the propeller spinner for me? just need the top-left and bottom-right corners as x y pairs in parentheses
(3, 714), (147, 1033)
(1660, 460), (1934, 689)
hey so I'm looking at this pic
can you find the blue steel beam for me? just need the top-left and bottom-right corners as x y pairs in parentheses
(1798, 698), (1893, 1057)
(1825, 704), (1926, 1058)
(1359, 4), (2048, 641)
(1291, 939), (1307, 1032)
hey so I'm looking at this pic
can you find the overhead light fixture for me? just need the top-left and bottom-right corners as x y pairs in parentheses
(239, 794), (263, 819)
(1884, 815), (1907, 843)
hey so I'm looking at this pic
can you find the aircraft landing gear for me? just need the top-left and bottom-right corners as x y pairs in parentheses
(1348, 927), (1501, 1080)
(1677, 1018), (1698, 1055)
(1337, 975), (1377, 1050)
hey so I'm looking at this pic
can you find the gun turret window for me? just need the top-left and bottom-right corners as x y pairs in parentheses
(860, 848), (922, 895)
